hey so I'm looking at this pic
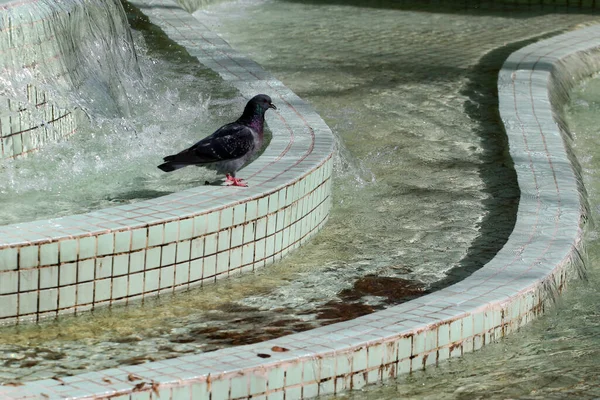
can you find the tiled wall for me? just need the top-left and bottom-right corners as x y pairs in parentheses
(0, 157), (333, 323)
(0, 1), (74, 158)
(0, 0), (136, 159)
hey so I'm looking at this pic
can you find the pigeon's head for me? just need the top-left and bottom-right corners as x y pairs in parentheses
(248, 94), (277, 115)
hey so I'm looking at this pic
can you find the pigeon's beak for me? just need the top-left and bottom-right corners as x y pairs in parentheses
(269, 103), (277, 110)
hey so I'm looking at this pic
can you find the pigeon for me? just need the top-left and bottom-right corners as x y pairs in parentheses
(158, 94), (277, 187)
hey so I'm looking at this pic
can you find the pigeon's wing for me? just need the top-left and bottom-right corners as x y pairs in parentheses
(166, 123), (255, 165)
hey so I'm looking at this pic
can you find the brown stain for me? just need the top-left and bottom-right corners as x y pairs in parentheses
(339, 275), (425, 303)
(448, 341), (462, 353)
(269, 318), (299, 327)
(122, 355), (157, 366)
(189, 326), (220, 335)
(203, 327), (297, 346)
(388, 363), (396, 378)
(314, 301), (377, 323)
(112, 276), (428, 363)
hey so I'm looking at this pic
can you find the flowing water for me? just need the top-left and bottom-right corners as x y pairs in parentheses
(0, 2), (239, 226)
(321, 70), (600, 400)
(0, 0), (598, 386)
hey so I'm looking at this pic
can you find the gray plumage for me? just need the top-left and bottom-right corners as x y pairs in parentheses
(158, 94), (277, 186)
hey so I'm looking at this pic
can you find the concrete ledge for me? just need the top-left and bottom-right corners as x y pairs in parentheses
(2, 1), (598, 399)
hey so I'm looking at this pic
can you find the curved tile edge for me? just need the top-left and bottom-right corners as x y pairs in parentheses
(0, 0), (334, 324)
(3, 9), (598, 400)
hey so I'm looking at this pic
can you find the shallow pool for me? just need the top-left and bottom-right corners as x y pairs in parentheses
(0, 0), (597, 385)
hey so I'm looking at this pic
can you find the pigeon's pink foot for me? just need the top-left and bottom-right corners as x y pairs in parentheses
(225, 174), (248, 187)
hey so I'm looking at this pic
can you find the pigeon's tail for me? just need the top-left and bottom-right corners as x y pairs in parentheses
(157, 155), (187, 172)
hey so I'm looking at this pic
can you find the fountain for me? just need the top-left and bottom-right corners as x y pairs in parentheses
(0, 0), (598, 398)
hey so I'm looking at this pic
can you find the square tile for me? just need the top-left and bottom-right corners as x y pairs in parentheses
(203, 254), (216, 278)
(367, 343), (384, 369)
(19, 246), (38, 269)
(473, 311), (485, 335)
(284, 386), (302, 400)
(161, 243), (177, 267)
(175, 262), (190, 285)
(77, 282), (94, 305)
(95, 256), (113, 279)
(255, 239), (266, 261)
(114, 230), (132, 253)
(207, 212), (220, 234)
(352, 346), (368, 372)
(0, 294), (17, 318)
(60, 239), (78, 263)
(204, 233), (218, 255)
(216, 250), (230, 275)
(129, 272), (144, 296)
(250, 372), (267, 394)
(285, 361), (303, 386)
(160, 265), (175, 289)
(179, 218), (194, 241)
(246, 200), (258, 220)
(148, 224), (164, 247)
(113, 254), (129, 276)
(176, 240), (191, 263)
(230, 375), (249, 398)
(39, 266), (59, 289)
(334, 352), (352, 376)
(257, 197), (269, 218)
(233, 204), (246, 226)
(268, 192), (280, 213)
(40, 242), (59, 266)
(191, 237), (204, 259)
(0, 270), (18, 294)
(267, 215), (277, 236)
(243, 222), (255, 244)
(229, 247), (242, 271)
(303, 358), (320, 382)
(218, 230), (230, 252)
(220, 207), (234, 230)
(131, 228), (148, 251)
(58, 285), (76, 309)
(129, 250), (145, 273)
(242, 243), (255, 267)
(145, 268), (160, 292)
(398, 335), (412, 360)
(78, 236), (96, 259)
(18, 291), (38, 315)
(164, 221), (179, 243)
(193, 214), (208, 237)
(94, 278), (112, 302)
(462, 315), (474, 338)
(39, 288), (59, 312)
(265, 236), (275, 258)
(255, 218), (267, 239)
(145, 247), (161, 270)
(450, 318), (462, 343)
(230, 226), (243, 248)
(112, 275), (128, 299)
(438, 323), (450, 348)
(19, 268), (38, 292)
